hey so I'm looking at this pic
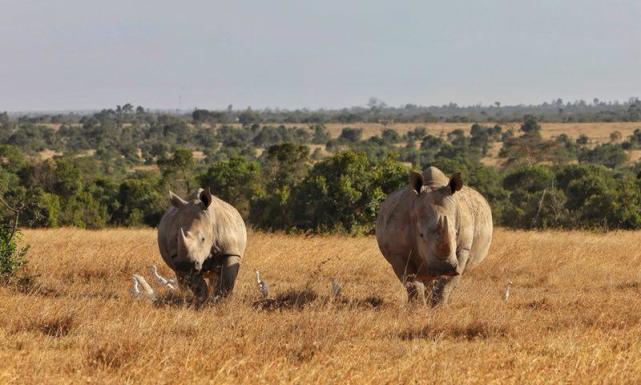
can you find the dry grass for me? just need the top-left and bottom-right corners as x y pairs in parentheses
(628, 149), (641, 163)
(480, 142), (505, 168)
(2, 228), (641, 384)
(538, 122), (640, 142)
(37, 149), (62, 160)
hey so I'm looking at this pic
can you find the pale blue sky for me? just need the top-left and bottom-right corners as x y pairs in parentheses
(1, 0), (640, 111)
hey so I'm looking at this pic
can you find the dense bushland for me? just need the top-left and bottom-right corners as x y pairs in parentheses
(2, 108), (641, 232)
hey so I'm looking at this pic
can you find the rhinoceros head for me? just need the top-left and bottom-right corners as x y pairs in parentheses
(168, 188), (215, 274)
(408, 170), (463, 278)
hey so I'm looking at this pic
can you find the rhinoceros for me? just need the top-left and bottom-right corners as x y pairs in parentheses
(157, 188), (247, 301)
(375, 167), (492, 306)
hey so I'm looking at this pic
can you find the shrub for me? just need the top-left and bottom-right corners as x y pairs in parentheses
(199, 156), (263, 218)
(578, 143), (628, 169)
(0, 215), (29, 279)
(290, 151), (408, 234)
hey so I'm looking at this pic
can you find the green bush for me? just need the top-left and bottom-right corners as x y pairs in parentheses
(578, 143), (628, 169)
(3, 112), (641, 233)
(500, 165), (567, 229)
(0, 223), (29, 279)
(199, 156), (263, 218)
(113, 178), (164, 226)
(290, 151), (408, 234)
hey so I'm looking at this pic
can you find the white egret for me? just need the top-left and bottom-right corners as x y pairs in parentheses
(149, 265), (177, 290)
(133, 274), (157, 301)
(130, 276), (142, 297)
(504, 280), (513, 303)
(255, 270), (269, 299)
(330, 278), (342, 298)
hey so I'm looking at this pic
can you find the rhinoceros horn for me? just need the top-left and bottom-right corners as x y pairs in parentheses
(436, 216), (451, 258)
(179, 227), (189, 247)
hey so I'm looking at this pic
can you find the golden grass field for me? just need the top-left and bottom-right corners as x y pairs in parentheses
(2, 228), (641, 384)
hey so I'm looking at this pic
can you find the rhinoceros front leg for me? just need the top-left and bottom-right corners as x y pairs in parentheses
(203, 268), (220, 298)
(430, 246), (470, 307)
(428, 246), (470, 306)
(405, 279), (427, 305)
(429, 275), (461, 306)
(187, 273), (209, 304)
(388, 253), (424, 304)
(216, 255), (240, 297)
(174, 272), (209, 305)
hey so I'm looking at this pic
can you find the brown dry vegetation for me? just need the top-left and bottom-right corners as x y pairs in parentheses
(2, 228), (641, 384)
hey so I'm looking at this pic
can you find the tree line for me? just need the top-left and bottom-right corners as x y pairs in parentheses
(2, 108), (641, 233)
(5, 96), (641, 126)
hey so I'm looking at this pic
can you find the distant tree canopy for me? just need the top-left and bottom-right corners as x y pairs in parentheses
(198, 156), (262, 218)
(2, 104), (641, 233)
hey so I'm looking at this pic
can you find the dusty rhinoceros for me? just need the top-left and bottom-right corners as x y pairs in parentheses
(375, 166), (492, 306)
(157, 188), (247, 301)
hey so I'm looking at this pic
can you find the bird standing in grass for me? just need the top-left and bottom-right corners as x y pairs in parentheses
(256, 270), (269, 299)
(132, 274), (157, 301)
(130, 276), (142, 298)
(504, 280), (513, 303)
(149, 265), (177, 290)
(330, 278), (342, 298)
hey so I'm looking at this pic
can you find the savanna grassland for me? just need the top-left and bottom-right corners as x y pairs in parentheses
(2, 229), (641, 384)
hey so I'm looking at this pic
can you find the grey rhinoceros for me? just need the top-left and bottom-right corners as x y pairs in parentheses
(375, 166), (492, 306)
(157, 188), (247, 301)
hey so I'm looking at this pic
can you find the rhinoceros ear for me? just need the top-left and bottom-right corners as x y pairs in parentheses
(449, 172), (463, 194)
(409, 171), (424, 195)
(199, 187), (213, 210)
(169, 191), (187, 208)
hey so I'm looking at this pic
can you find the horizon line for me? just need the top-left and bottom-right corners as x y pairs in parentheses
(5, 96), (641, 116)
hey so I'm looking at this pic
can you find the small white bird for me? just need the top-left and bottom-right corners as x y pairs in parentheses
(133, 274), (157, 301)
(330, 278), (342, 298)
(503, 280), (513, 303)
(255, 270), (269, 299)
(130, 276), (142, 297)
(149, 265), (177, 290)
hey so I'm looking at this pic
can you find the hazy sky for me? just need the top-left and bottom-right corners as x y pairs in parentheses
(1, 0), (640, 111)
